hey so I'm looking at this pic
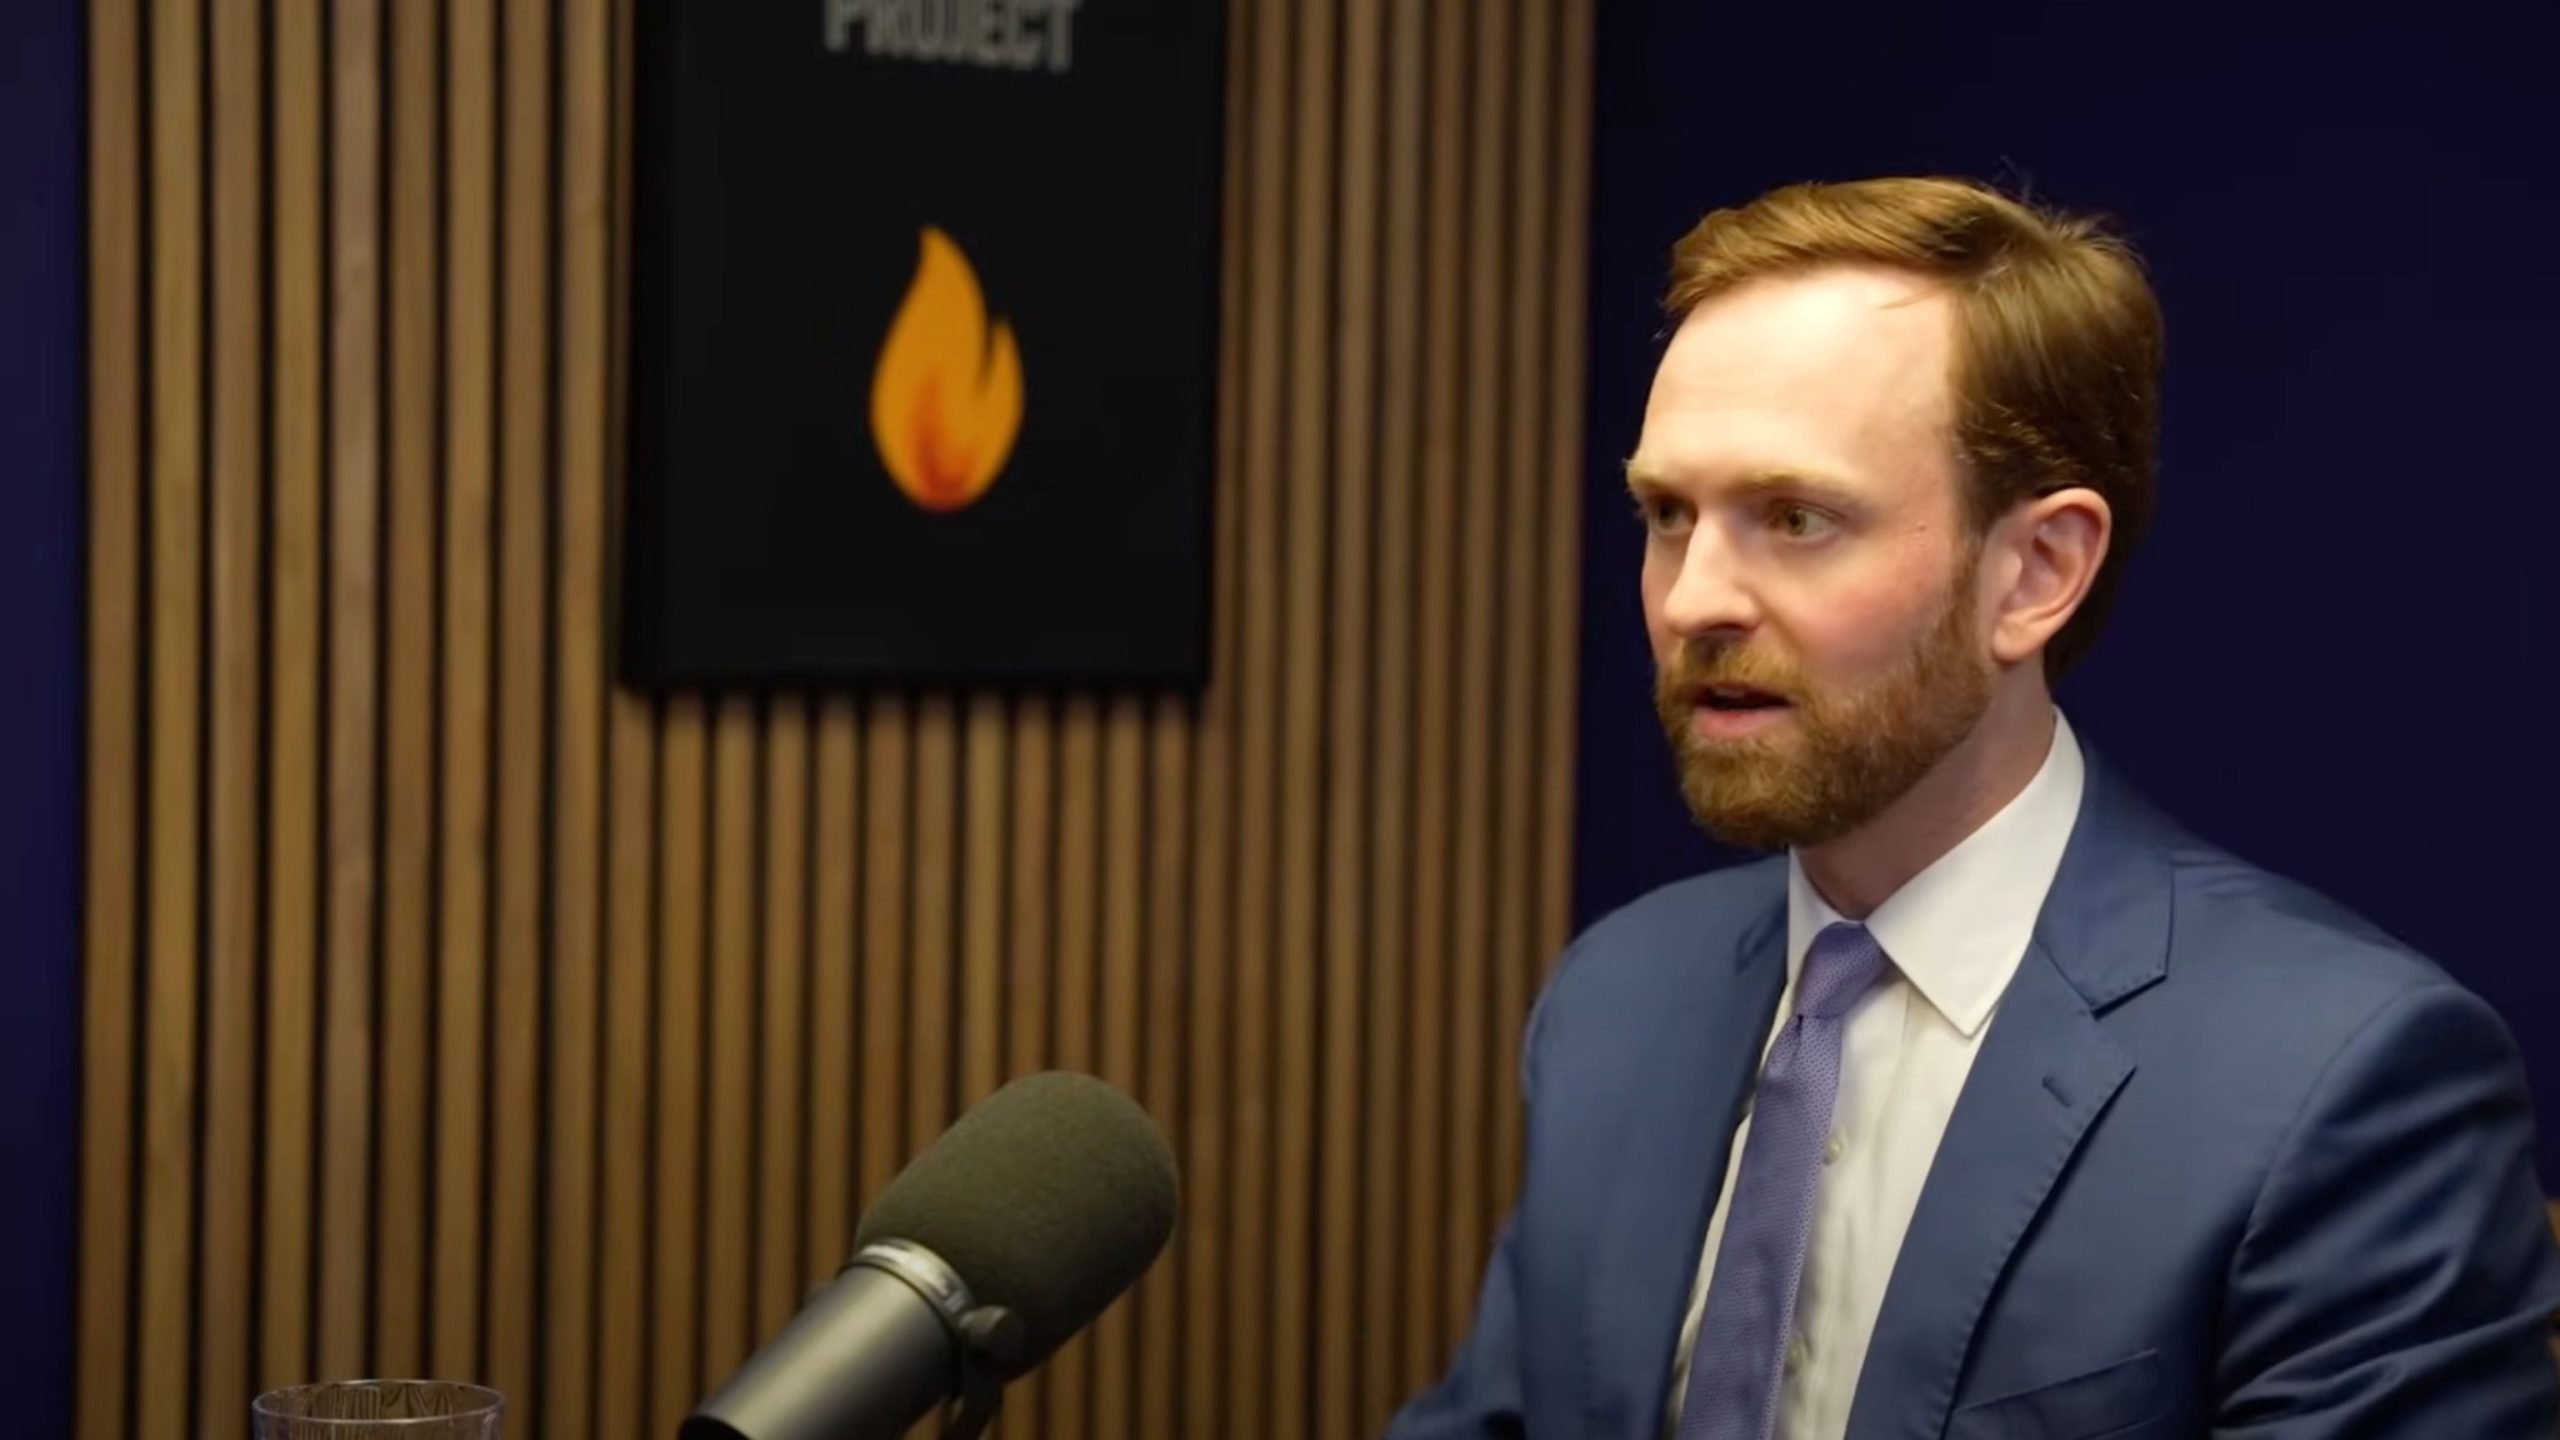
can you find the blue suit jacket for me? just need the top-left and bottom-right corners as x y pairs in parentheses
(1389, 755), (2560, 1438)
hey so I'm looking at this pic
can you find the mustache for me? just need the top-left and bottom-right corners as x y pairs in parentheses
(1656, 642), (1802, 699)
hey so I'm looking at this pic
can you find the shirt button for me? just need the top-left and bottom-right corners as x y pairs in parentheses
(1824, 1133), (1845, 1165)
(1787, 1334), (1810, 1372)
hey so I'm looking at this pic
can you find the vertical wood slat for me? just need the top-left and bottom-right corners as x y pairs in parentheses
(583, 0), (654, 1418)
(1228, 0), (1292, 1426)
(80, 2), (1593, 1435)
(312, 0), (384, 1390)
(590, 0), (650, 1417)
(1272, 0), (1337, 1430)
(373, 0), (442, 1376)
(1402, 0), (1470, 1394)
(76, 0), (140, 1434)
(647, 700), (709, 1440)
(1047, 694), (1104, 1440)
(134, 0), (206, 1431)
(1543, 0), (1596, 964)
(905, 688), (968, 1364)
(960, 696), (1011, 1111)
(1445, 0), (1516, 1346)
(484, 0), (558, 1410)
(802, 699), (862, 1279)
(1002, 698), (1056, 1440)
(430, 0), (498, 1383)
(856, 696), (912, 1206)
(1181, 0), (1256, 1429)
(592, 680), (658, 1440)
(1136, 698), (1193, 1440)
(545, 0), (617, 1415)
(259, 0), (327, 1398)
(754, 699), (813, 1342)
(1495, 0), (1559, 1229)
(907, 695), (961, 1192)
(957, 694), (1007, 1417)
(1363, 0), (1429, 1422)
(194, 0), (266, 1429)
(1092, 701), (1147, 1440)
(701, 699), (761, 1383)
(1320, 0), (1386, 1428)
(544, 486), (612, 1430)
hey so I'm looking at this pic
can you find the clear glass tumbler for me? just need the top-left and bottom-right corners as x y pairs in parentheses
(251, 1380), (503, 1439)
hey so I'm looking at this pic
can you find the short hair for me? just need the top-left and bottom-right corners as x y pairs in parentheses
(1666, 177), (2163, 678)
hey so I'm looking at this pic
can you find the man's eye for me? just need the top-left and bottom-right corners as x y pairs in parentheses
(1772, 503), (1838, 541)
(1638, 495), (1694, 535)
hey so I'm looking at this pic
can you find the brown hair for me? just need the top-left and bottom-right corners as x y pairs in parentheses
(1666, 176), (2163, 679)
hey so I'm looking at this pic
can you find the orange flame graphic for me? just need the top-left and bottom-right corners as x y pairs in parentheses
(871, 228), (1024, 512)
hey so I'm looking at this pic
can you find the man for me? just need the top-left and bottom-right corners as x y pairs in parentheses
(1387, 177), (2560, 1439)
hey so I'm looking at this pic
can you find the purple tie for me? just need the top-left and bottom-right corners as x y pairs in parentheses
(1675, 922), (1889, 1440)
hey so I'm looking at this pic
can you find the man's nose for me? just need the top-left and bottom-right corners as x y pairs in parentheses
(1659, 527), (1761, 639)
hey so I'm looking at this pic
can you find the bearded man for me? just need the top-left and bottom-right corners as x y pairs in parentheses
(1387, 177), (2560, 1440)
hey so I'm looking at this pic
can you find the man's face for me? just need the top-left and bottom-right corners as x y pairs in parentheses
(1629, 265), (1997, 851)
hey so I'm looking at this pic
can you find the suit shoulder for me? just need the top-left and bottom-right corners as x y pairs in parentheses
(2169, 845), (2455, 1009)
(1517, 860), (1784, 1094)
(2141, 844), (2512, 1091)
(2074, 755), (2481, 1040)
(1540, 860), (1786, 1013)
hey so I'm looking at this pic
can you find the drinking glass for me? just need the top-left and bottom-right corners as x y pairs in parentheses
(250, 1380), (503, 1439)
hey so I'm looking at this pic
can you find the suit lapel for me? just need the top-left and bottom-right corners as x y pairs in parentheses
(1843, 946), (2134, 1440)
(1582, 891), (1789, 1440)
(1844, 752), (2177, 1440)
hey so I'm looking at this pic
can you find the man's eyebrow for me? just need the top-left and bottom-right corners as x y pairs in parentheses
(1624, 460), (1864, 508)
(1727, 470), (1865, 507)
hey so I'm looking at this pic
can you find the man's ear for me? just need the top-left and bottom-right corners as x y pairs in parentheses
(1987, 487), (2111, 667)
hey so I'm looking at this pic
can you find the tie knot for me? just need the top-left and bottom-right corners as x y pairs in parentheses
(1797, 922), (1888, 1020)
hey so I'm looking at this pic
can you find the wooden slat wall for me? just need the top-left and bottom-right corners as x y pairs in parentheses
(75, 0), (1592, 1436)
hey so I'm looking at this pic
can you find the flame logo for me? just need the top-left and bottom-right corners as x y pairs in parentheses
(870, 227), (1024, 512)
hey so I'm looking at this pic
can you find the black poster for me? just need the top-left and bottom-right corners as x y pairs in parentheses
(623, 2), (1225, 687)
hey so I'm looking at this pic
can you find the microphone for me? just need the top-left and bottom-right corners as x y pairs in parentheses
(680, 1070), (1179, 1440)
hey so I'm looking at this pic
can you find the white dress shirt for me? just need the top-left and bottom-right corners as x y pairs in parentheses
(1664, 711), (2087, 1439)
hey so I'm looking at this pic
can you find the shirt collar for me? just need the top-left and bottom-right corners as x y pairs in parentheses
(1786, 711), (2087, 1038)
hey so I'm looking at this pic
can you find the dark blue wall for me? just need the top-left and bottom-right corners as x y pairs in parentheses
(1, 0), (85, 1431)
(1576, 3), (2560, 1178)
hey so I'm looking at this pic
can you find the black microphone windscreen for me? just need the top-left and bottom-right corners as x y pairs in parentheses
(852, 1071), (1177, 1374)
